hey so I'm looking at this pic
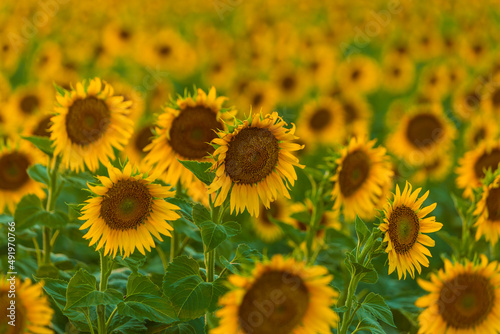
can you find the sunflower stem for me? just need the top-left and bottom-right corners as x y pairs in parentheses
(305, 170), (329, 264)
(32, 237), (42, 266)
(105, 306), (118, 332)
(97, 249), (114, 334)
(42, 155), (62, 265)
(169, 230), (178, 263)
(339, 274), (361, 334)
(157, 246), (168, 271)
(83, 308), (96, 334)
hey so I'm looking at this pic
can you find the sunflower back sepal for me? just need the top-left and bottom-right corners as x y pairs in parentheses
(21, 135), (55, 157)
(178, 159), (215, 185)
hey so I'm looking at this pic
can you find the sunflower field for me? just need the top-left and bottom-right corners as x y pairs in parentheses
(2, 0), (500, 333)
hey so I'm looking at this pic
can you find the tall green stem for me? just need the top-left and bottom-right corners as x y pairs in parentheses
(97, 250), (114, 334)
(339, 274), (360, 334)
(43, 156), (62, 264)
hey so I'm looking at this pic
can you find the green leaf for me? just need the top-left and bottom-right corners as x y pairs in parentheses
(178, 160), (215, 185)
(200, 220), (241, 252)
(355, 216), (370, 246)
(356, 313), (386, 334)
(290, 210), (311, 224)
(21, 135), (54, 156)
(220, 244), (261, 275)
(36, 264), (59, 279)
(33, 276), (93, 331)
(27, 164), (49, 185)
(115, 252), (147, 274)
(163, 256), (227, 320)
(126, 273), (160, 296)
(0, 214), (13, 224)
(168, 197), (194, 222)
(65, 269), (123, 310)
(117, 296), (178, 324)
(14, 195), (69, 230)
(276, 220), (306, 246)
(361, 293), (396, 327)
(117, 275), (178, 326)
(192, 203), (211, 225)
(164, 318), (205, 334)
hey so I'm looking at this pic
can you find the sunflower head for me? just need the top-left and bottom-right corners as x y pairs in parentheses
(331, 137), (393, 222)
(416, 256), (500, 333)
(0, 276), (54, 334)
(50, 78), (134, 172)
(387, 104), (456, 166)
(79, 162), (180, 258)
(0, 140), (45, 213)
(379, 182), (442, 279)
(144, 87), (233, 188)
(473, 173), (500, 245)
(208, 112), (304, 217)
(456, 140), (500, 199)
(213, 255), (339, 334)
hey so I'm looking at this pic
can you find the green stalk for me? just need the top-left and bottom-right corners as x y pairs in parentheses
(97, 250), (114, 334)
(339, 274), (361, 334)
(43, 156), (62, 264)
(105, 307), (118, 332)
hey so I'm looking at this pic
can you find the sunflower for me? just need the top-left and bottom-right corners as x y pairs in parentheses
(144, 87), (232, 188)
(452, 81), (483, 120)
(463, 114), (498, 149)
(473, 174), (500, 245)
(251, 198), (292, 243)
(122, 122), (154, 167)
(379, 182), (442, 280)
(289, 200), (342, 237)
(410, 28), (442, 61)
(418, 65), (449, 102)
(412, 152), (453, 185)
(381, 53), (415, 94)
(102, 20), (139, 58)
(338, 93), (372, 141)
(416, 256), (500, 333)
(336, 55), (380, 94)
(233, 80), (278, 118)
(302, 44), (337, 90)
(6, 85), (53, 131)
(272, 63), (309, 105)
(50, 78), (134, 172)
(386, 104), (456, 167)
(23, 112), (53, 138)
(79, 162), (180, 258)
(0, 276), (54, 334)
(460, 32), (490, 66)
(0, 141), (45, 213)
(295, 97), (345, 147)
(213, 254), (339, 334)
(137, 28), (198, 78)
(208, 112), (304, 217)
(481, 72), (500, 119)
(31, 42), (63, 82)
(331, 137), (393, 222)
(456, 140), (500, 199)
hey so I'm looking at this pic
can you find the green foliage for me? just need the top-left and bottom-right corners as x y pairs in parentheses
(117, 273), (178, 324)
(178, 160), (215, 185)
(199, 220), (240, 252)
(163, 256), (228, 321)
(21, 135), (55, 156)
(14, 195), (68, 230)
(65, 269), (123, 310)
